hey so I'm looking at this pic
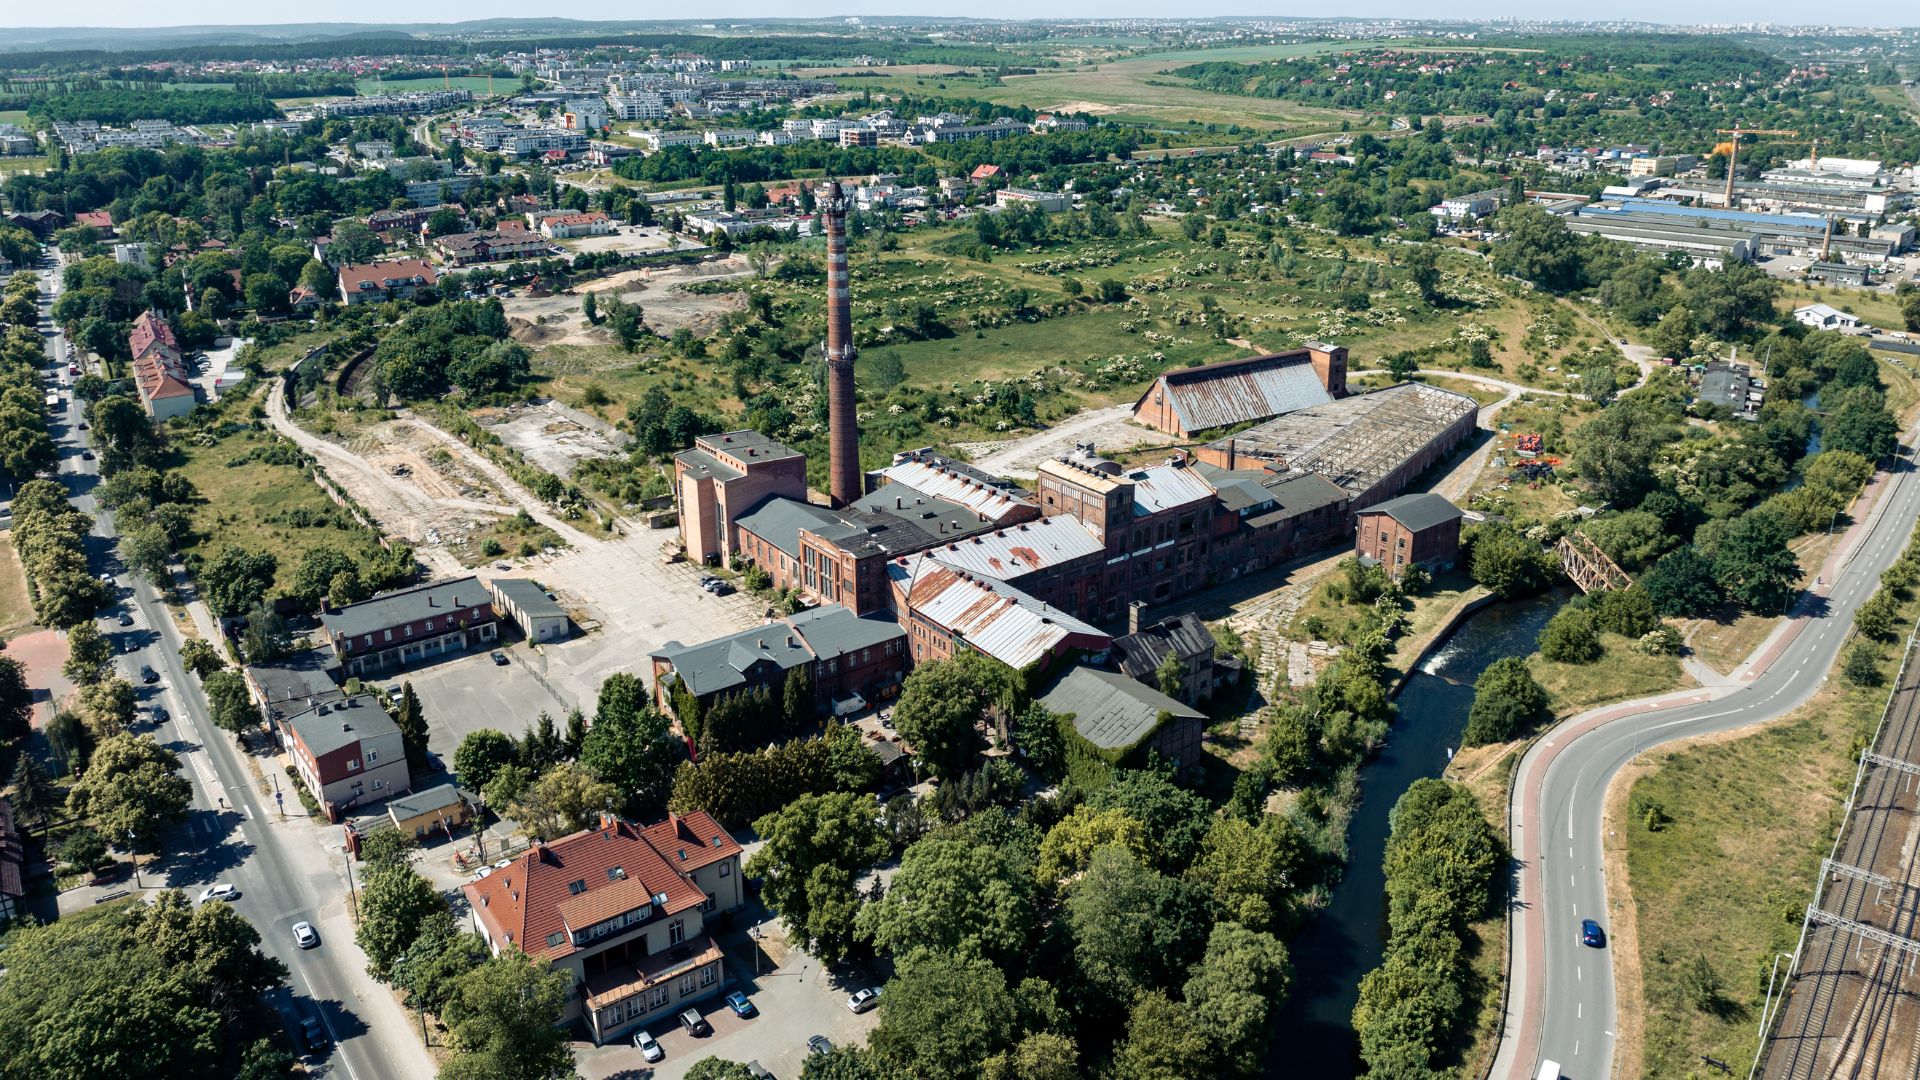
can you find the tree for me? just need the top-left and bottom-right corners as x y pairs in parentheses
(0, 654), (28, 744)
(603, 295), (645, 353)
(1087, 765), (1215, 873)
(89, 394), (166, 474)
(203, 670), (258, 733)
(78, 677), (137, 738)
(1825, 396), (1899, 460)
(892, 652), (1001, 781)
(447, 339), (531, 395)
(57, 826), (109, 874)
(509, 761), (616, 841)
(1154, 652), (1186, 700)
(1183, 922), (1291, 1076)
(455, 729), (517, 791)
(1185, 815), (1306, 932)
(1467, 523), (1555, 599)
(747, 792), (888, 964)
(1490, 203), (1583, 291)
(1037, 805), (1150, 885)
(1462, 656), (1549, 745)
(62, 620), (114, 685)
(1641, 545), (1724, 617)
(356, 863), (452, 981)
(856, 836), (1034, 970)
(1573, 400), (1674, 507)
(1112, 990), (1215, 1080)
(869, 953), (1019, 1078)
(290, 547), (358, 608)
(179, 637), (227, 678)
(1844, 641), (1884, 686)
(391, 926), (490, 1019)
(1714, 510), (1801, 614)
(1649, 304), (1695, 359)
(10, 755), (58, 833)
(439, 952), (576, 1080)
(200, 547), (278, 619)
(394, 683), (430, 773)
(1856, 590), (1901, 641)
(1538, 608), (1602, 664)
(66, 733), (191, 851)
(579, 683), (680, 819)
(329, 219), (381, 265)
(359, 828), (420, 873)
(580, 291), (599, 325)
(684, 1060), (758, 1080)
(1066, 845), (1209, 1004)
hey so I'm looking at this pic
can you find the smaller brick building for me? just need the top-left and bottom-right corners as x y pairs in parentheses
(318, 577), (499, 677)
(1353, 493), (1464, 578)
(675, 431), (808, 566)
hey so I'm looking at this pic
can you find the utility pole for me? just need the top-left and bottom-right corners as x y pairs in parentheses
(127, 831), (142, 889)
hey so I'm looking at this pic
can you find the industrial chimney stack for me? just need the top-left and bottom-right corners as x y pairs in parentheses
(821, 180), (860, 508)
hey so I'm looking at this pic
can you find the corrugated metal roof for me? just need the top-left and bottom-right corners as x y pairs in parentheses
(1146, 352), (1332, 433)
(890, 555), (1108, 670)
(920, 517), (1103, 582)
(1125, 463), (1217, 516)
(1210, 383), (1476, 497)
(878, 453), (1037, 523)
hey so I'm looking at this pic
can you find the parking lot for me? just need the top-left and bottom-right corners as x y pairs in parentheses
(575, 923), (881, 1080)
(390, 643), (577, 759)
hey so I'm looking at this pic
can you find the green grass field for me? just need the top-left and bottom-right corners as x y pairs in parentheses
(0, 532), (35, 636)
(0, 156), (48, 175)
(354, 75), (503, 97)
(1527, 633), (1693, 717)
(0, 110), (28, 127)
(173, 395), (390, 597)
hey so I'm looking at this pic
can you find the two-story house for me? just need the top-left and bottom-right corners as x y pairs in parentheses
(279, 694), (410, 820)
(462, 812), (745, 1046)
(318, 577), (499, 678)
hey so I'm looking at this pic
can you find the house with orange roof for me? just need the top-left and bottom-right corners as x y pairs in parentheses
(128, 310), (196, 420)
(462, 812), (745, 1045)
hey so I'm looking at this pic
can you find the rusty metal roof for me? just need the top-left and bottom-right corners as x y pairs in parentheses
(877, 452), (1037, 523)
(889, 555), (1109, 669)
(1208, 382), (1477, 497)
(1137, 351), (1331, 434)
(921, 516), (1103, 582)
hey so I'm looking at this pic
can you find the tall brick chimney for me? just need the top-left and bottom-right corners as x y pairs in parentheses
(821, 180), (860, 508)
(1305, 340), (1348, 398)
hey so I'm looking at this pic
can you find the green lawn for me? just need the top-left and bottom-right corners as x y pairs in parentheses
(1527, 633), (1693, 717)
(173, 393), (390, 597)
(0, 531), (35, 635)
(0, 156), (48, 175)
(0, 110), (28, 127)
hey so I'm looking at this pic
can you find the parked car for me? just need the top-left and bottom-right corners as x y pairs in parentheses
(1580, 918), (1606, 948)
(292, 921), (319, 949)
(80, 449), (93, 460)
(708, 581), (735, 596)
(489, 650), (508, 666)
(746, 1063), (771, 1079)
(117, 613), (133, 626)
(632, 1029), (664, 1062)
(140, 665), (158, 684)
(808, 1035), (834, 1056)
(678, 1008), (711, 1037)
(725, 990), (757, 1018)
(150, 706), (169, 724)
(847, 987), (881, 1013)
(198, 883), (239, 904)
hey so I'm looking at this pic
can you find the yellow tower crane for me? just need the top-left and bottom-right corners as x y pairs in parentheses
(1715, 126), (1799, 207)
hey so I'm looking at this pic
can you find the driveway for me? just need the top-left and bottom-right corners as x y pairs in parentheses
(575, 923), (880, 1080)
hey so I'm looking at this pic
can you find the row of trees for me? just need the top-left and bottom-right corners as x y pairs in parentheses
(1352, 779), (1504, 1076)
(0, 274), (59, 483)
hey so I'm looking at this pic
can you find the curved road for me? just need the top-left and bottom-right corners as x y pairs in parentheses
(1492, 438), (1920, 1080)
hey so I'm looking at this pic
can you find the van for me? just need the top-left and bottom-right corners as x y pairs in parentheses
(678, 1007), (711, 1037)
(1538, 1061), (1562, 1080)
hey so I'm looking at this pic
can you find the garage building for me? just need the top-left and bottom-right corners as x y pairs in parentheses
(490, 578), (571, 644)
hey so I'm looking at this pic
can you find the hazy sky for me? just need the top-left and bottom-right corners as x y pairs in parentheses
(6, 3), (1915, 29)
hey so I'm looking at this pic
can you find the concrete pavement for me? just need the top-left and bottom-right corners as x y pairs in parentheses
(1490, 431), (1920, 1080)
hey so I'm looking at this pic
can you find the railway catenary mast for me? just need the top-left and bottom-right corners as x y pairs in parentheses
(820, 180), (861, 509)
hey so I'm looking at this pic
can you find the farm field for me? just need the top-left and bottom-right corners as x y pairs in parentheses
(353, 75), (504, 96)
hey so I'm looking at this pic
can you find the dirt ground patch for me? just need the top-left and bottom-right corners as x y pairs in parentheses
(478, 400), (628, 479)
(501, 257), (754, 348)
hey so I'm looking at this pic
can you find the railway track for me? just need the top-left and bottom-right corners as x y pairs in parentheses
(1760, 643), (1920, 1080)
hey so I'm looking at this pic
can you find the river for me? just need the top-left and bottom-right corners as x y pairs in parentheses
(1267, 590), (1563, 1077)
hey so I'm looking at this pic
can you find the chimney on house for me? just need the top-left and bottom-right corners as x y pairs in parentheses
(821, 180), (860, 508)
(1128, 600), (1148, 636)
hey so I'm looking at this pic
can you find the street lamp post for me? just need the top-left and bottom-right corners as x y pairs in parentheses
(127, 830), (142, 889)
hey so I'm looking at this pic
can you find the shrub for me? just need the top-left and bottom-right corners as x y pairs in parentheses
(1538, 608), (1602, 664)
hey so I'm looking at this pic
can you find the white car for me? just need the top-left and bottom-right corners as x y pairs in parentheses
(847, 987), (881, 1013)
(292, 921), (319, 949)
(198, 883), (239, 904)
(633, 1029), (664, 1062)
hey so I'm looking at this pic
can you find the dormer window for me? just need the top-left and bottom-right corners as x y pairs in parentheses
(607, 867), (626, 881)
(567, 879), (588, 896)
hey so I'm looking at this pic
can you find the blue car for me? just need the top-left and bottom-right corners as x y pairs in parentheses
(725, 990), (757, 1018)
(1581, 918), (1606, 948)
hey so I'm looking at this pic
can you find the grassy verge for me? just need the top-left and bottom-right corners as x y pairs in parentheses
(1527, 632), (1693, 716)
(1450, 744), (1525, 1077)
(0, 532), (36, 637)
(0, 156), (49, 174)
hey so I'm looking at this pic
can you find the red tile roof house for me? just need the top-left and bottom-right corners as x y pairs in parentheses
(129, 310), (196, 420)
(463, 812), (746, 1046)
(336, 258), (438, 307)
(73, 210), (115, 235)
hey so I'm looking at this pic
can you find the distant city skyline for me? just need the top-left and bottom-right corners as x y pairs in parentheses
(4, 5), (1917, 30)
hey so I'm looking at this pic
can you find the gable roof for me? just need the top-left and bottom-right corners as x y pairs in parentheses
(1114, 612), (1216, 681)
(1039, 665), (1204, 752)
(1359, 492), (1463, 533)
(462, 814), (736, 961)
(1136, 351), (1332, 434)
(337, 257), (437, 294)
(734, 497), (839, 559)
(319, 576), (488, 640)
(876, 449), (1037, 523)
(915, 515), (1102, 582)
(889, 554), (1108, 670)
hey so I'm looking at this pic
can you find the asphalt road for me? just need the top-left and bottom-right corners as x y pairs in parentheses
(1499, 444), (1920, 1080)
(33, 257), (431, 1080)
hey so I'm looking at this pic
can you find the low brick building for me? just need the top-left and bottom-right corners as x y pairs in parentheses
(1353, 492), (1464, 578)
(279, 693), (410, 819)
(318, 577), (499, 678)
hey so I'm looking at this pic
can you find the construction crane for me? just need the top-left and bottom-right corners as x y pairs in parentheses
(1715, 126), (1799, 207)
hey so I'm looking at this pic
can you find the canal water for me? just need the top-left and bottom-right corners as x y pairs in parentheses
(1267, 590), (1563, 1077)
